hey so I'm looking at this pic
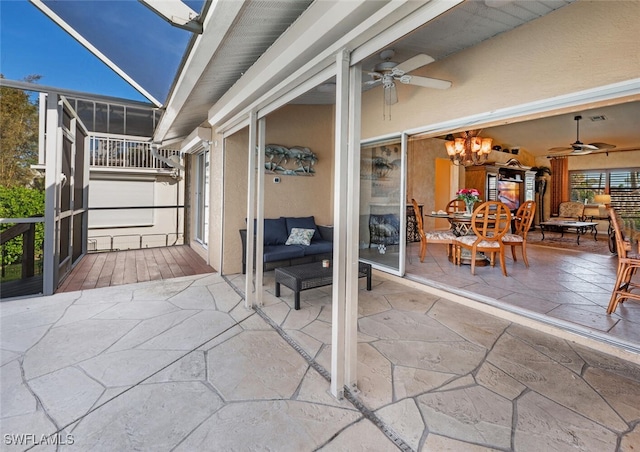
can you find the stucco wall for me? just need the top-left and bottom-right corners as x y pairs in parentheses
(215, 0), (638, 274)
(221, 104), (335, 274)
(361, 0), (639, 139)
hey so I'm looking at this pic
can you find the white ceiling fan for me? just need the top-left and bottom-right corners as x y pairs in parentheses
(547, 115), (616, 156)
(364, 49), (452, 105)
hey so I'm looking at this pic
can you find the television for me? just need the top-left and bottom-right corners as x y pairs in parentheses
(497, 180), (520, 211)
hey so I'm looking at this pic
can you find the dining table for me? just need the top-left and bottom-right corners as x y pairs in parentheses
(425, 211), (493, 266)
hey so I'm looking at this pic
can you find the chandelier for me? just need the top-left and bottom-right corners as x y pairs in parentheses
(444, 131), (493, 166)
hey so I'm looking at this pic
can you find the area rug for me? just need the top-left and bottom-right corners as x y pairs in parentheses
(526, 229), (612, 255)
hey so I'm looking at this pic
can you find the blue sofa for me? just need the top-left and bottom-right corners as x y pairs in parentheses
(239, 216), (333, 274)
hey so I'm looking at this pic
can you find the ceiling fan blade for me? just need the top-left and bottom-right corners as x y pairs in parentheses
(572, 142), (598, 150)
(364, 79), (381, 87)
(392, 54), (435, 75)
(384, 84), (397, 105)
(570, 149), (593, 156)
(548, 147), (572, 153)
(589, 142), (616, 150)
(402, 75), (452, 89)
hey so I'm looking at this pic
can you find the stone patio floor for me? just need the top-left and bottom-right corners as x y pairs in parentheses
(2, 271), (640, 451)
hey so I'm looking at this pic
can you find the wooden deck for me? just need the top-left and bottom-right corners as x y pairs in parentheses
(56, 246), (214, 293)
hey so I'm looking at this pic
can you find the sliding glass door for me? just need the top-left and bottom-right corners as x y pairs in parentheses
(359, 135), (407, 275)
(195, 149), (209, 246)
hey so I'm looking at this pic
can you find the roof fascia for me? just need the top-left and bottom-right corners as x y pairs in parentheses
(0, 78), (156, 108)
(212, 0), (461, 134)
(30, 0), (163, 107)
(154, 0), (246, 143)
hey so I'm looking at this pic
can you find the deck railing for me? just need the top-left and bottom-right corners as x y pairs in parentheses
(89, 134), (181, 170)
(88, 233), (185, 252)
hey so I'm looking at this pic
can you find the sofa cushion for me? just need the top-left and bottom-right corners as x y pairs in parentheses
(303, 239), (333, 256)
(285, 216), (320, 241)
(263, 218), (289, 245)
(285, 228), (315, 246)
(263, 245), (305, 262)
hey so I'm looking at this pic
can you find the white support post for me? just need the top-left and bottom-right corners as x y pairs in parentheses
(345, 63), (362, 388)
(255, 117), (266, 306)
(244, 111), (257, 309)
(42, 93), (59, 296)
(331, 49), (351, 399)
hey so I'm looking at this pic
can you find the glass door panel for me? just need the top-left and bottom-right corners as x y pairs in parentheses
(359, 135), (406, 275)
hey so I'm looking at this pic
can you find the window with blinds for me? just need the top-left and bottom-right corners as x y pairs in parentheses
(609, 170), (640, 219)
(569, 170), (606, 203)
(570, 168), (640, 220)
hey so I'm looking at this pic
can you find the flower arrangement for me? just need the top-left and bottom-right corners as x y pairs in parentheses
(456, 188), (481, 204)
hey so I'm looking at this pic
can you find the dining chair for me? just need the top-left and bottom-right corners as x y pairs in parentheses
(412, 198), (457, 261)
(446, 199), (466, 215)
(606, 207), (640, 314)
(453, 201), (512, 276)
(502, 200), (536, 267)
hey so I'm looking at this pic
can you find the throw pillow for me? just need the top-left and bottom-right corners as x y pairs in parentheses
(285, 228), (316, 246)
(285, 216), (320, 241)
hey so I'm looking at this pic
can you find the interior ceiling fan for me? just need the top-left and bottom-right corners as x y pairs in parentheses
(364, 49), (452, 105)
(547, 115), (616, 156)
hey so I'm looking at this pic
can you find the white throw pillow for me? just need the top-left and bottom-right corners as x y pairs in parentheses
(285, 228), (316, 246)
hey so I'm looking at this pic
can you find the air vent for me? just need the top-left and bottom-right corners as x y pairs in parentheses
(590, 115), (607, 121)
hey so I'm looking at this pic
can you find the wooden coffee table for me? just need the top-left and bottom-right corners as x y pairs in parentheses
(275, 261), (372, 310)
(539, 220), (598, 244)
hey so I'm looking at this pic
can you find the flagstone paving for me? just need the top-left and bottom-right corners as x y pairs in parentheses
(1, 271), (639, 451)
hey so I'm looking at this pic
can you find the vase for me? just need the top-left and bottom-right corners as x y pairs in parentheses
(465, 200), (474, 215)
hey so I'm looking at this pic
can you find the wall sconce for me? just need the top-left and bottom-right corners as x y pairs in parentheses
(445, 131), (493, 166)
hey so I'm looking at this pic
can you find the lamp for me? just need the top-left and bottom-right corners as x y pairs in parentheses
(594, 194), (611, 206)
(445, 130), (493, 166)
(594, 194), (611, 217)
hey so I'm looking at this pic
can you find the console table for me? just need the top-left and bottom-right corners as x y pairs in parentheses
(275, 261), (372, 310)
(539, 220), (598, 245)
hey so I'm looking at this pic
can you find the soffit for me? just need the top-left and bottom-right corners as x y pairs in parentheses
(161, 0), (577, 142)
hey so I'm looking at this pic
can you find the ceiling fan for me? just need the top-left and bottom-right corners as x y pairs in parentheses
(547, 115), (616, 156)
(364, 49), (452, 105)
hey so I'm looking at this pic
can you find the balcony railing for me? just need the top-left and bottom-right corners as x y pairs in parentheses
(89, 134), (181, 170)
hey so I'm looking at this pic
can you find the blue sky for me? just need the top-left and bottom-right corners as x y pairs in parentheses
(0, 0), (200, 104)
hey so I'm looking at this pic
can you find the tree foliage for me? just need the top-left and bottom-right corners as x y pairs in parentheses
(0, 74), (41, 187)
(0, 186), (45, 267)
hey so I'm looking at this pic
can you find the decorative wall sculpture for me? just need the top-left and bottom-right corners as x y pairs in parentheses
(264, 144), (318, 176)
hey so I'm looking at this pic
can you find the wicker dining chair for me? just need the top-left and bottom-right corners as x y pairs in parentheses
(453, 201), (512, 276)
(502, 200), (536, 267)
(606, 207), (640, 314)
(413, 198), (457, 262)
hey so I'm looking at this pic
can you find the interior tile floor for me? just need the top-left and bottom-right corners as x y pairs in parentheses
(3, 265), (639, 451)
(403, 241), (640, 350)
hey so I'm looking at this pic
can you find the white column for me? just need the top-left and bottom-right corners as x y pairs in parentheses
(255, 117), (266, 306)
(345, 63), (362, 388)
(42, 93), (59, 295)
(331, 49), (351, 399)
(244, 111), (257, 308)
